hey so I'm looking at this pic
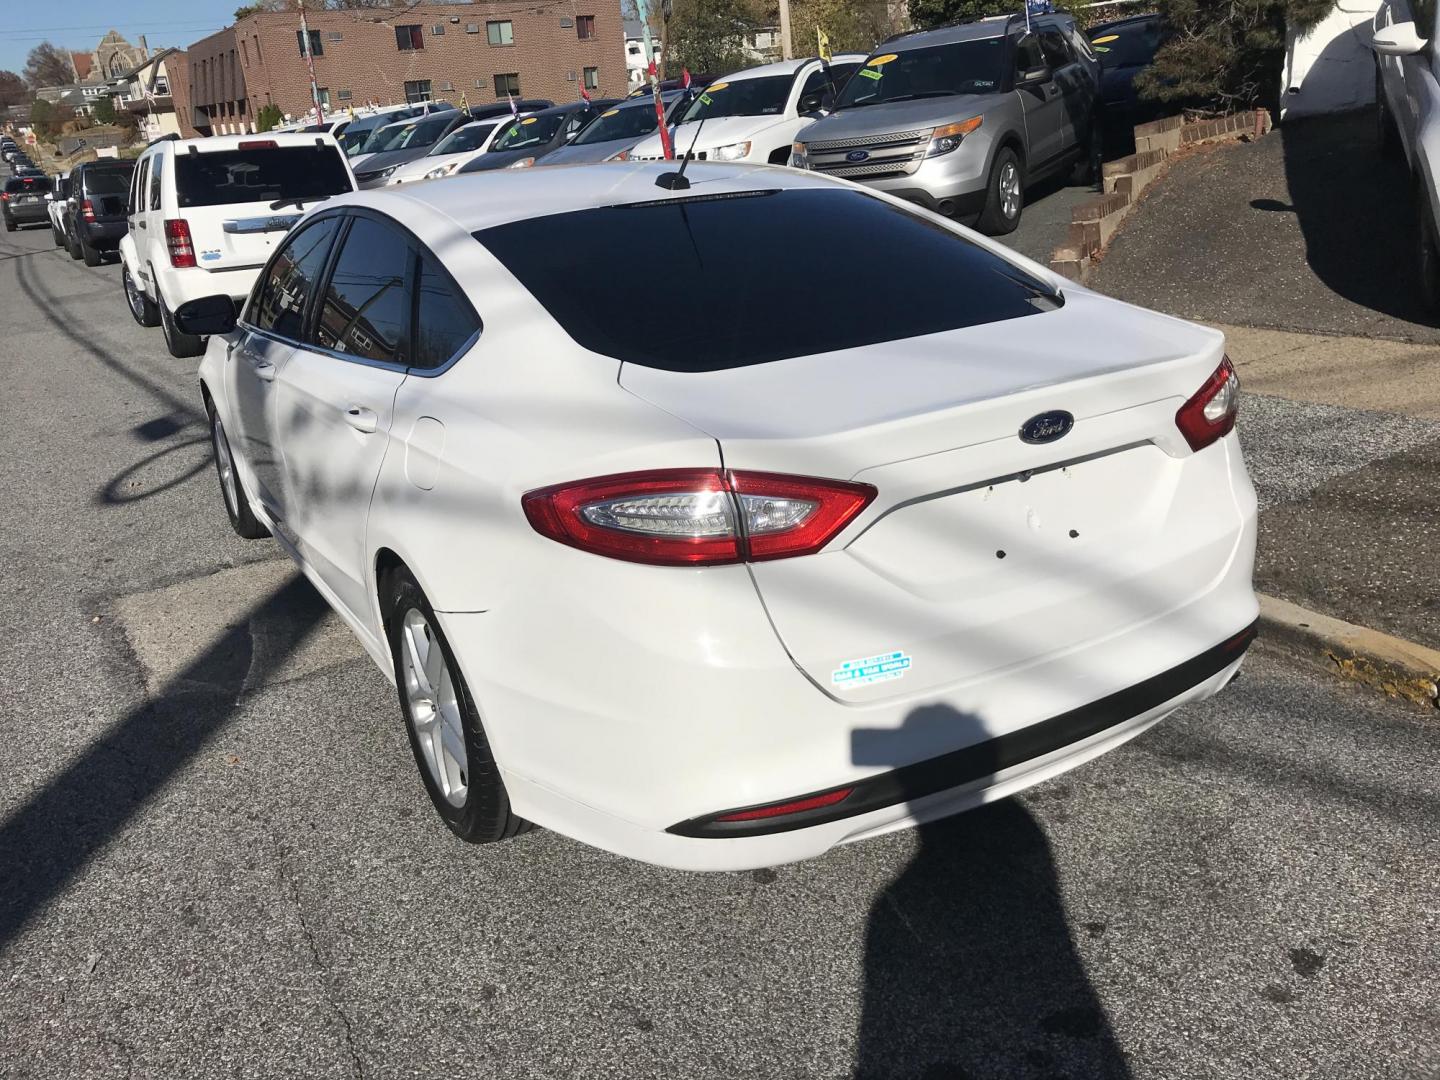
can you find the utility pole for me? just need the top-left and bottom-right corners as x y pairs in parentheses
(298, 1), (324, 123)
(778, 0), (793, 60)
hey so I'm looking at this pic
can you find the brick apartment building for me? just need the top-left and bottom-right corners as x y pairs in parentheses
(184, 2), (627, 135)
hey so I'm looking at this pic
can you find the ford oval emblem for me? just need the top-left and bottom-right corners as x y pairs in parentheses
(846, 149), (870, 162)
(1019, 410), (1074, 444)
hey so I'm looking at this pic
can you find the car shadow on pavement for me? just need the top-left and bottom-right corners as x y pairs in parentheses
(0, 574), (329, 951)
(851, 706), (1131, 1080)
(1277, 107), (1433, 328)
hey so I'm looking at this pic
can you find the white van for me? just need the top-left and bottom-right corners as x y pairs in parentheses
(119, 132), (356, 357)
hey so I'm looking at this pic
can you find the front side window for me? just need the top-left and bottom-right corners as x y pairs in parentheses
(413, 253), (481, 369)
(250, 215), (341, 340)
(395, 24), (424, 51)
(1038, 29), (1074, 68)
(487, 20), (514, 45)
(315, 217), (412, 364)
(173, 147), (351, 208)
(475, 188), (1056, 373)
(839, 39), (1009, 107)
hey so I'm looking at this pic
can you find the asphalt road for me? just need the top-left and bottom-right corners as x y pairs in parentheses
(1, 221), (1438, 1080)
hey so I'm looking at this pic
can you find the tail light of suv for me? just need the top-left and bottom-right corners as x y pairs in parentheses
(81, 199), (96, 223)
(523, 469), (877, 566)
(1175, 357), (1239, 452)
(164, 218), (196, 268)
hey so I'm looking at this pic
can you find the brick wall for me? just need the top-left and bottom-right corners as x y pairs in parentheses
(184, 2), (627, 133)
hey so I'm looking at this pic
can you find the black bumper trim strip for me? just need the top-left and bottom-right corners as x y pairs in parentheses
(667, 622), (1257, 839)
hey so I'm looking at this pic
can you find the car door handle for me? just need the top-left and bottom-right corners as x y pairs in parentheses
(249, 357), (276, 382)
(136, 220), (146, 229)
(344, 405), (378, 434)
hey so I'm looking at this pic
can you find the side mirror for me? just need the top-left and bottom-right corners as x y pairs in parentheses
(1017, 66), (1052, 87)
(173, 294), (238, 337)
(1373, 21), (1427, 55)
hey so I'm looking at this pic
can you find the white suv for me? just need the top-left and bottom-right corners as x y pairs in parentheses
(119, 132), (356, 357)
(627, 55), (866, 166)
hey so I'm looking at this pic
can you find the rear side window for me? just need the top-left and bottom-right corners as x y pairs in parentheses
(314, 217), (412, 363)
(412, 253), (481, 369)
(475, 188), (1058, 373)
(148, 158), (162, 210)
(250, 215), (341, 340)
(173, 146), (351, 208)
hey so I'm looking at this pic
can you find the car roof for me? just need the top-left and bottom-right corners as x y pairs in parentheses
(155, 132), (342, 154)
(717, 54), (864, 81)
(1088, 12), (1162, 33)
(325, 159), (857, 234)
(887, 13), (1073, 50)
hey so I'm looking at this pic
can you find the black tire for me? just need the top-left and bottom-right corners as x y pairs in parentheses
(381, 566), (532, 845)
(81, 238), (102, 266)
(4, 217), (15, 233)
(67, 233), (83, 259)
(123, 265), (160, 327)
(1378, 67), (1402, 160)
(1070, 117), (1105, 190)
(976, 146), (1024, 235)
(207, 399), (270, 539)
(159, 293), (206, 358)
(50, 223), (64, 247)
(1417, 189), (1440, 316)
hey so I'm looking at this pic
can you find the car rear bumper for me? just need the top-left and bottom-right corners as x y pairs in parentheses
(437, 434), (1258, 870)
(78, 221), (127, 248)
(4, 203), (48, 223)
(152, 263), (262, 308)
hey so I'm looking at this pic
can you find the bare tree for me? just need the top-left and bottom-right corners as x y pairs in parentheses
(24, 43), (74, 90)
(0, 71), (27, 110)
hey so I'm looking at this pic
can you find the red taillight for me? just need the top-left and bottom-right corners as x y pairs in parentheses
(81, 199), (96, 222)
(714, 786), (854, 822)
(522, 468), (877, 566)
(0, 193), (9, 202)
(1175, 356), (1239, 452)
(238, 140), (278, 150)
(164, 218), (196, 268)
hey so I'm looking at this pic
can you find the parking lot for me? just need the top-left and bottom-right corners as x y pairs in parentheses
(1, 178), (1438, 1079)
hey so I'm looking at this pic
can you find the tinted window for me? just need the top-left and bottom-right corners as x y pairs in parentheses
(681, 75), (792, 120)
(148, 157), (162, 210)
(174, 147), (351, 208)
(1014, 36), (1045, 74)
(476, 188), (1057, 372)
(250, 215), (341, 340)
(1038, 29), (1074, 68)
(82, 167), (132, 196)
(413, 253), (481, 369)
(315, 217), (412, 363)
(3, 176), (49, 194)
(838, 40), (1008, 106)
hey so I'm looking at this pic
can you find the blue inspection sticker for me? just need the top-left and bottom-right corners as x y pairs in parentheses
(832, 651), (912, 689)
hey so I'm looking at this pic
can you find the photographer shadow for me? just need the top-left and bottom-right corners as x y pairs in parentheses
(851, 704), (1131, 1080)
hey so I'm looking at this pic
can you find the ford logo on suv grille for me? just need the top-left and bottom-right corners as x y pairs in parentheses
(1019, 410), (1074, 444)
(846, 150), (871, 163)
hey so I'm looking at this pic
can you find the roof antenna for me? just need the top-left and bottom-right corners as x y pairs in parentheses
(655, 110), (707, 190)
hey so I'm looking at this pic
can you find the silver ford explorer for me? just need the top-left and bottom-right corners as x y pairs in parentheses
(791, 13), (1101, 234)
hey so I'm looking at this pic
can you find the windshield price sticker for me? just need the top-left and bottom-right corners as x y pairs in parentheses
(602, 108), (619, 117)
(867, 53), (898, 66)
(858, 68), (883, 81)
(521, 117), (538, 125)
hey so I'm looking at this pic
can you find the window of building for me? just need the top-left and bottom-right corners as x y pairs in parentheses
(583, 66), (599, 90)
(326, 31), (343, 43)
(576, 15), (596, 39)
(254, 35), (262, 63)
(466, 23), (479, 33)
(241, 40), (249, 67)
(432, 24), (445, 35)
(487, 20), (514, 45)
(316, 88), (330, 107)
(337, 88), (352, 101)
(493, 73), (520, 97)
(297, 29), (322, 57)
(404, 80), (432, 103)
(395, 24), (424, 51)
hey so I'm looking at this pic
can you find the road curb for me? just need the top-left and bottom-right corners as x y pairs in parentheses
(1256, 593), (1440, 709)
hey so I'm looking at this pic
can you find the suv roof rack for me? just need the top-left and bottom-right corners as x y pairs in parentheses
(144, 133), (181, 148)
(879, 9), (1065, 45)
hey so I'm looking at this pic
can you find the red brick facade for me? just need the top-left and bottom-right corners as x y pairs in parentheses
(185, 3), (627, 134)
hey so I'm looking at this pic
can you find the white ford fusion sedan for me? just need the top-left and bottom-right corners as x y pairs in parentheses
(185, 161), (1258, 871)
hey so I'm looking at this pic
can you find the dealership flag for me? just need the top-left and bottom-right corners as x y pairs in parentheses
(817, 27), (832, 63)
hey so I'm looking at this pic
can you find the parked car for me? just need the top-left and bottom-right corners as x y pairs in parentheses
(1087, 13), (1176, 155)
(347, 102), (458, 168)
(628, 55), (867, 166)
(185, 161), (1257, 871)
(2, 174), (51, 231)
(457, 100), (621, 172)
(384, 102), (554, 185)
(47, 170), (71, 245)
(119, 132), (357, 358)
(792, 14), (1100, 234)
(60, 159), (135, 266)
(542, 90), (697, 165)
(351, 111), (480, 188)
(1374, 0), (1440, 311)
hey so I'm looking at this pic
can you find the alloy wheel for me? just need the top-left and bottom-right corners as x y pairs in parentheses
(210, 412), (239, 518)
(124, 270), (146, 322)
(999, 162), (1021, 219)
(399, 608), (469, 808)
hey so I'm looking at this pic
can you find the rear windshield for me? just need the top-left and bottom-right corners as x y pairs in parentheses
(839, 40), (1009, 106)
(475, 187), (1058, 372)
(82, 167), (132, 194)
(5, 176), (50, 194)
(174, 147), (352, 208)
